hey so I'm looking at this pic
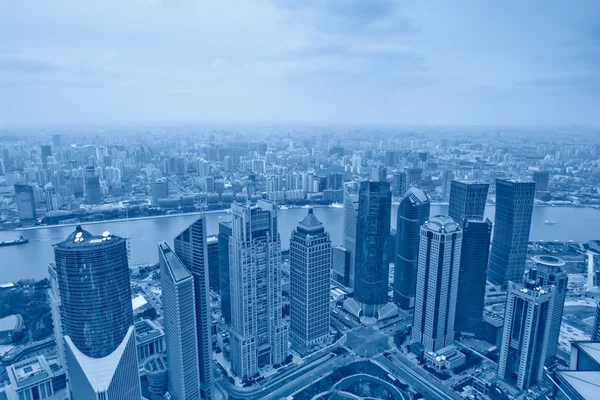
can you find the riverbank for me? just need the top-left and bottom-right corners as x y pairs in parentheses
(11, 202), (598, 232)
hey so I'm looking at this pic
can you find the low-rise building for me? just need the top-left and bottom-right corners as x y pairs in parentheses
(135, 319), (165, 369)
(2, 355), (65, 400)
(424, 346), (466, 372)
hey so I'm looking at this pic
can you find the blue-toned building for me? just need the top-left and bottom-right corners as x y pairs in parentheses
(53, 226), (140, 399)
(455, 219), (492, 335)
(394, 187), (430, 309)
(173, 217), (213, 399)
(218, 221), (232, 324)
(159, 241), (201, 400)
(353, 181), (392, 317)
(488, 179), (535, 288)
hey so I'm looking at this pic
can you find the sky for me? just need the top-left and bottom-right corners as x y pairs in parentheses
(1, 0), (599, 127)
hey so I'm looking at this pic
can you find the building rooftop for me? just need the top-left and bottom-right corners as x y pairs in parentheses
(7, 356), (53, 389)
(159, 242), (191, 283)
(532, 255), (566, 267)
(143, 354), (167, 374)
(424, 215), (460, 234)
(207, 235), (218, 244)
(555, 370), (600, 399)
(135, 319), (164, 344)
(402, 186), (429, 205)
(574, 341), (600, 366)
(55, 225), (125, 249)
(0, 315), (23, 333)
(296, 208), (325, 236)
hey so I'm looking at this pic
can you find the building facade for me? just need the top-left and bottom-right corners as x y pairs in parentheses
(53, 226), (141, 399)
(218, 221), (232, 324)
(353, 181), (392, 317)
(229, 201), (288, 379)
(487, 179), (535, 288)
(394, 187), (430, 309)
(531, 255), (568, 364)
(497, 270), (554, 390)
(207, 235), (220, 291)
(448, 180), (489, 223)
(173, 217), (213, 399)
(84, 166), (102, 204)
(159, 241), (201, 400)
(289, 209), (331, 347)
(455, 219), (492, 335)
(332, 246), (350, 287)
(412, 216), (462, 352)
(593, 302), (600, 341)
(342, 182), (359, 289)
(14, 184), (36, 221)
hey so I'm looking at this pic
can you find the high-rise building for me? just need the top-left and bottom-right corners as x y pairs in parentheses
(406, 168), (423, 187)
(441, 170), (454, 199)
(332, 246), (350, 287)
(47, 263), (66, 371)
(159, 242), (201, 400)
(14, 184), (36, 221)
(151, 180), (169, 206)
(0, 158), (4, 176)
(353, 181), (392, 317)
(207, 235), (220, 291)
(53, 226), (140, 399)
(533, 171), (549, 192)
(84, 166), (102, 204)
(487, 179), (535, 288)
(394, 187), (430, 309)
(52, 134), (61, 150)
(229, 201), (288, 379)
(218, 221), (232, 324)
(173, 217), (213, 399)
(289, 209), (331, 347)
(391, 172), (406, 197)
(498, 269), (554, 390)
(342, 182), (359, 288)
(531, 255), (568, 364)
(41, 145), (52, 169)
(44, 183), (58, 211)
(455, 219), (492, 335)
(448, 180), (489, 223)
(594, 302), (600, 341)
(412, 216), (462, 352)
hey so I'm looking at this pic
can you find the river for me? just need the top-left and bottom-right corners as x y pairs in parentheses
(0, 205), (598, 283)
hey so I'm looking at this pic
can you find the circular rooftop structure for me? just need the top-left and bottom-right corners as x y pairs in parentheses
(532, 255), (566, 267)
(423, 215), (460, 234)
(143, 354), (168, 395)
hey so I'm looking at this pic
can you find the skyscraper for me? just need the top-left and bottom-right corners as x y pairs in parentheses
(159, 242), (201, 400)
(218, 221), (232, 324)
(353, 181), (392, 317)
(289, 209), (331, 347)
(498, 270), (554, 390)
(332, 246), (350, 287)
(406, 168), (423, 187)
(411, 216), (462, 352)
(487, 179), (536, 288)
(441, 170), (454, 199)
(392, 172), (407, 197)
(229, 200), (288, 379)
(342, 182), (359, 288)
(14, 184), (36, 221)
(531, 255), (568, 364)
(207, 235), (220, 291)
(41, 145), (52, 169)
(533, 171), (549, 192)
(151, 180), (169, 206)
(448, 180), (489, 223)
(455, 219), (492, 335)
(593, 301), (600, 341)
(394, 187), (430, 309)
(53, 226), (140, 399)
(84, 166), (102, 204)
(173, 217), (213, 399)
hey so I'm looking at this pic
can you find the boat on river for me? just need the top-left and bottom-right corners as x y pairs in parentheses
(0, 235), (29, 247)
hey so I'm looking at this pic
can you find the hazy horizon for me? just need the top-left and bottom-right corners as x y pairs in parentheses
(1, 0), (599, 127)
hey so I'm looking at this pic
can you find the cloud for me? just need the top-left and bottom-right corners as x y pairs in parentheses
(273, 0), (419, 37)
(210, 58), (227, 68)
(0, 55), (59, 73)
